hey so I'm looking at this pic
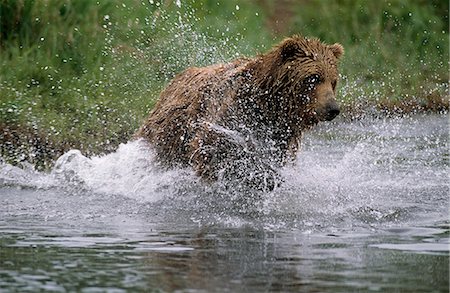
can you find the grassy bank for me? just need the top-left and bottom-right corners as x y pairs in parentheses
(0, 0), (448, 168)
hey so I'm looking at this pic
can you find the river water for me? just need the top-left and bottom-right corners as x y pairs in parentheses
(0, 114), (448, 292)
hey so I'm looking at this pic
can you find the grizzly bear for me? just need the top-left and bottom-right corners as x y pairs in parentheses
(137, 35), (344, 191)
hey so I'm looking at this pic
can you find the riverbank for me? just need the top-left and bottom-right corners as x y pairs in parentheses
(1, 99), (447, 170)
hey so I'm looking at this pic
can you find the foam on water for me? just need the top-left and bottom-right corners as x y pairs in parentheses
(0, 159), (57, 190)
(51, 140), (196, 203)
(0, 114), (448, 231)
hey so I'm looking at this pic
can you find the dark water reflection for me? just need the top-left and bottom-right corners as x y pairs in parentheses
(1, 213), (448, 292)
(1, 114), (449, 292)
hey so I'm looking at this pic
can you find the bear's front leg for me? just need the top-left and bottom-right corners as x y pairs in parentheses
(189, 126), (282, 192)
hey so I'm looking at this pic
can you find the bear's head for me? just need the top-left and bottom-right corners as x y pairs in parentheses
(253, 35), (344, 128)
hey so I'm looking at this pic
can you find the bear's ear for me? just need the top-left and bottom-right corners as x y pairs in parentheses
(329, 43), (344, 59)
(280, 39), (302, 61)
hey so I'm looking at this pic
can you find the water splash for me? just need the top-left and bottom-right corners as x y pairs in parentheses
(51, 139), (196, 203)
(0, 115), (447, 231)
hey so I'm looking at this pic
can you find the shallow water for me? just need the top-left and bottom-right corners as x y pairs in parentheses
(1, 114), (448, 292)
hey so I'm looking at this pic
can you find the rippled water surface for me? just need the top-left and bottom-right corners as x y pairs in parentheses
(1, 114), (448, 292)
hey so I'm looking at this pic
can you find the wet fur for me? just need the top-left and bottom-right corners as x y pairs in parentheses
(137, 35), (343, 190)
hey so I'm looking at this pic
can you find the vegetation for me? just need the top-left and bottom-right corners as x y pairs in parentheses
(0, 0), (448, 168)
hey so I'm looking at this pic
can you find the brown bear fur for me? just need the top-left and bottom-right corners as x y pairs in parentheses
(136, 35), (344, 190)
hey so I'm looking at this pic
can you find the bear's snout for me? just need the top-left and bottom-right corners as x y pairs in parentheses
(324, 100), (340, 121)
(316, 90), (340, 121)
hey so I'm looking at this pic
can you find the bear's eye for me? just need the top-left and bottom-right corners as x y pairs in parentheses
(332, 80), (337, 91)
(306, 74), (321, 85)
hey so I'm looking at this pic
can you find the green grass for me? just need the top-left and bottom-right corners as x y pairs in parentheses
(287, 0), (448, 109)
(0, 0), (448, 168)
